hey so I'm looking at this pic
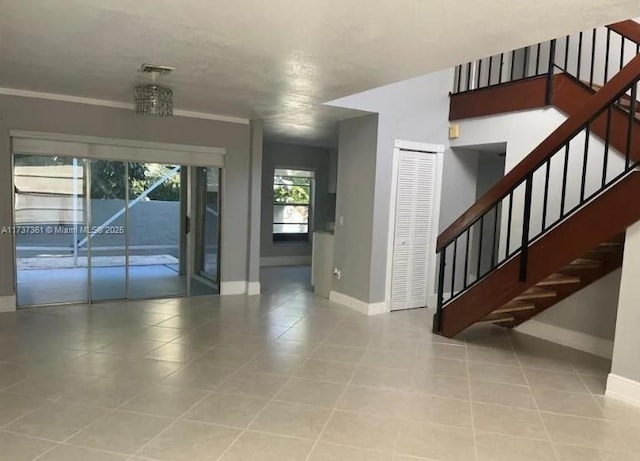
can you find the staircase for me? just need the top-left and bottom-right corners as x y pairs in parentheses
(433, 20), (640, 338)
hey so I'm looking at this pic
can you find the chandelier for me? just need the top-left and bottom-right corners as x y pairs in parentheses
(134, 84), (173, 117)
(133, 64), (175, 117)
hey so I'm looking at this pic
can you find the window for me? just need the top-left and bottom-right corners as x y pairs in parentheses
(273, 168), (313, 242)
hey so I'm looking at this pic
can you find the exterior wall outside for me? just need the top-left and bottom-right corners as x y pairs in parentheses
(260, 141), (331, 262)
(0, 94), (252, 297)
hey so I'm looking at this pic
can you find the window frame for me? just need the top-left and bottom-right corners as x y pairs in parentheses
(272, 168), (313, 243)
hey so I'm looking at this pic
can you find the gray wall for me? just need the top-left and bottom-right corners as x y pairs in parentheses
(537, 270), (621, 341)
(440, 148), (480, 293)
(328, 70), (453, 304)
(260, 141), (331, 260)
(332, 114), (379, 302)
(474, 152), (506, 277)
(247, 120), (263, 283)
(612, 221), (640, 382)
(368, 71), (453, 303)
(0, 94), (252, 296)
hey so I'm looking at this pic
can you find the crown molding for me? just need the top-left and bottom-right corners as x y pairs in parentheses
(0, 87), (250, 125)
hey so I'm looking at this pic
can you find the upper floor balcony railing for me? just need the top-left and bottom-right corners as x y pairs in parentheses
(452, 21), (640, 99)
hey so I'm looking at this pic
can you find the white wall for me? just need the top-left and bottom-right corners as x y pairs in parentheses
(328, 70), (453, 304)
(453, 108), (625, 340)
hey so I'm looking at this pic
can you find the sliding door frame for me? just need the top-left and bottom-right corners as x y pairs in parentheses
(11, 131), (226, 307)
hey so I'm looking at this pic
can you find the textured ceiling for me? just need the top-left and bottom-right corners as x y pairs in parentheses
(1, 0), (640, 146)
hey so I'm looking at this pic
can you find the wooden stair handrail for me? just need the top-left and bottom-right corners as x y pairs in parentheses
(608, 20), (640, 44)
(437, 53), (640, 251)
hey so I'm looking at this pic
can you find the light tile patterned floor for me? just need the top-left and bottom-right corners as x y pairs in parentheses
(0, 272), (639, 460)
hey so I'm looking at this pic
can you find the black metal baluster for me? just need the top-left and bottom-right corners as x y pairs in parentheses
(577, 32), (583, 81)
(546, 40), (557, 105)
(499, 53), (504, 84)
(450, 239), (458, 298)
(466, 62), (472, 91)
(491, 204), (499, 269)
(564, 35), (570, 71)
(580, 125), (590, 201)
(620, 37), (626, 72)
(477, 216), (484, 278)
(434, 248), (446, 334)
(560, 143), (570, 217)
(535, 43), (542, 75)
(603, 108), (612, 187)
(520, 175), (533, 282)
(463, 229), (471, 289)
(604, 29), (611, 83)
(589, 29), (597, 89)
(542, 159), (551, 231)
(506, 192), (513, 256)
(477, 58), (483, 89)
(522, 46), (528, 78)
(456, 65), (462, 93)
(626, 83), (638, 168)
(487, 55), (493, 86)
(510, 50), (516, 81)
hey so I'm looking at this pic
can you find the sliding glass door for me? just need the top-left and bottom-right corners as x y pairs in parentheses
(195, 167), (221, 285)
(14, 154), (89, 305)
(14, 155), (197, 306)
(89, 160), (128, 301)
(128, 163), (186, 299)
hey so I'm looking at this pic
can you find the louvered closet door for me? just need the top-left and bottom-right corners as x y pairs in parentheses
(391, 150), (437, 311)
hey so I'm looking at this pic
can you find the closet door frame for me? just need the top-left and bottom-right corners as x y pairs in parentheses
(386, 140), (444, 312)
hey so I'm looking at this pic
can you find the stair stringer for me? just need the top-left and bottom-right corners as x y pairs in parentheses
(439, 172), (640, 338)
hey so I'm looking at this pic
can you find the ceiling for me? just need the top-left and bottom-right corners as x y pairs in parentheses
(2, 1), (640, 146)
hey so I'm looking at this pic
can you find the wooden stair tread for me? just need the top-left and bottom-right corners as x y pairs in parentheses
(478, 314), (515, 325)
(592, 241), (625, 251)
(493, 302), (536, 315)
(514, 287), (557, 301)
(566, 258), (603, 269)
(536, 273), (581, 286)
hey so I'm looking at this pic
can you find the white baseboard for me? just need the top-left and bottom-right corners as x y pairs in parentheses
(0, 295), (16, 312)
(220, 281), (247, 296)
(329, 290), (388, 316)
(606, 374), (640, 407)
(260, 255), (312, 267)
(247, 281), (261, 296)
(515, 319), (614, 359)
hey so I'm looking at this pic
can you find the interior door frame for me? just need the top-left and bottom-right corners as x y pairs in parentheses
(385, 140), (444, 312)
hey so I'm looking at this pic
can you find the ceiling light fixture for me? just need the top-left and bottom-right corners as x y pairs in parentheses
(134, 64), (175, 117)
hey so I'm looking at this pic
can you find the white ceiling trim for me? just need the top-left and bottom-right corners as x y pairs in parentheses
(0, 87), (250, 125)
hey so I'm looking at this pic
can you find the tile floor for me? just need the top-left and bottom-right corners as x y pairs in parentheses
(0, 269), (639, 460)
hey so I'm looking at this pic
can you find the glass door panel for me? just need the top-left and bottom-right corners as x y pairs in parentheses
(127, 163), (186, 299)
(200, 167), (220, 283)
(14, 154), (88, 306)
(89, 160), (127, 301)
